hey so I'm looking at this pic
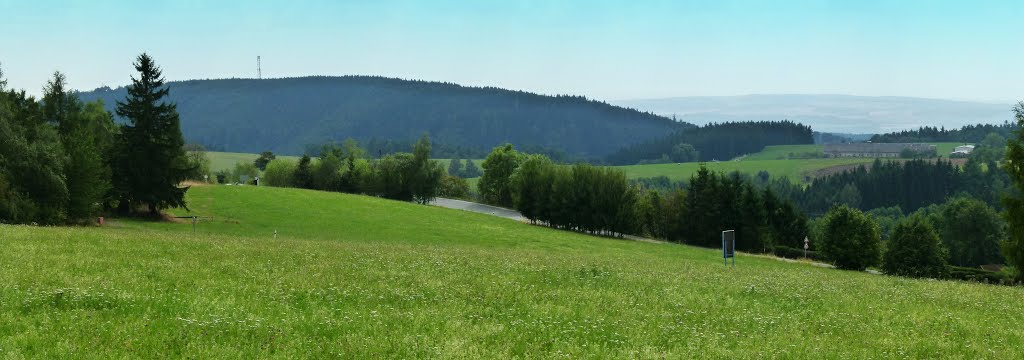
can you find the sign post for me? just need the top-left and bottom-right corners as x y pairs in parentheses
(803, 236), (810, 258)
(722, 230), (735, 267)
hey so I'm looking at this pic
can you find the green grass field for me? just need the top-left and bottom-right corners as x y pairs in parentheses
(2, 185), (1023, 357)
(208, 151), (478, 174)
(618, 158), (877, 183)
(619, 142), (971, 183)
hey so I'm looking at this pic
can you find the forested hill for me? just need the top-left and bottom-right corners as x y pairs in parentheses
(869, 122), (1020, 143)
(76, 76), (691, 157)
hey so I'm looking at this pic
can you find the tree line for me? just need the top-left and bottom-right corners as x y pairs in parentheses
(869, 122), (1020, 143)
(256, 135), (461, 203)
(605, 121), (814, 165)
(478, 144), (808, 252)
(1, 55), (196, 224)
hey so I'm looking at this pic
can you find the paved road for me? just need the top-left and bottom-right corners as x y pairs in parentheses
(431, 198), (526, 221)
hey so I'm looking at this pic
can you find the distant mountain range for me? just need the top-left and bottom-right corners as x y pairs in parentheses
(77, 76), (690, 157)
(612, 94), (1016, 134)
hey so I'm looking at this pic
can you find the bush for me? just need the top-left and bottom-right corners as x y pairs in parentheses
(773, 245), (825, 262)
(438, 175), (470, 199)
(882, 216), (949, 279)
(819, 205), (881, 271)
(947, 266), (1015, 285)
(262, 159), (296, 187)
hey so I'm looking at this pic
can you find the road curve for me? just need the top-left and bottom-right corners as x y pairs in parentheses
(430, 198), (526, 221)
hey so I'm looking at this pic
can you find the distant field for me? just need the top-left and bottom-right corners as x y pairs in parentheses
(2, 185), (1022, 357)
(742, 145), (824, 161)
(208, 152), (302, 173)
(207, 151), (479, 173)
(621, 142), (975, 183)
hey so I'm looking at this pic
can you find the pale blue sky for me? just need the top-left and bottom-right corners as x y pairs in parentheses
(2, 0), (1021, 102)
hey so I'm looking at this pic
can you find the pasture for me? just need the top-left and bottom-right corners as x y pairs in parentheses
(1, 185), (1022, 357)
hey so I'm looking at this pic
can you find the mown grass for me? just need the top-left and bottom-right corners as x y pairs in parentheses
(2, 185), (1023, 358)
(208, 152), (302, 173)
(619, 142), (971, 183)
(743, 145), (824, 161)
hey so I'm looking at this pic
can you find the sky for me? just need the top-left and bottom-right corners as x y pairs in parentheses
(1, 0), (1022, 102)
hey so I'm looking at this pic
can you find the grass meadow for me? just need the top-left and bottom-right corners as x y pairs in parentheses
(1, 185), (1023, 357)
(207, 151), (479, 174)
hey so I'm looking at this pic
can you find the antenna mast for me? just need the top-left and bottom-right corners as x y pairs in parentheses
(257, 56), (262, 79)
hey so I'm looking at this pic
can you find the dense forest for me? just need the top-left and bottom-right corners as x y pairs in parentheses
(604, 121), (814, 165)
(76, 76), (691, 158)
(786, 158), (1011, 215)
(869, 122), (1020, 143)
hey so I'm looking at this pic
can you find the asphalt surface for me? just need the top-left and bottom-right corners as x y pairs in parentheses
(431, 198), (526, 221)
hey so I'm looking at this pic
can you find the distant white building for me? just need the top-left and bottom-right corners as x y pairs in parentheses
(952, 144), (975, 156)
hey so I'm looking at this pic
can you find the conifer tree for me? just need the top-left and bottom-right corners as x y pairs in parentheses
(293, 154), (315, 189)
(464, 159), (481, 178)
(114, 54), (192, 215)
(448, 158), (464, 177)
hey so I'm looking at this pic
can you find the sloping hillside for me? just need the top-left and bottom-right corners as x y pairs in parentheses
(77, 76), (690, 157)
(3, 185), (1023, 357)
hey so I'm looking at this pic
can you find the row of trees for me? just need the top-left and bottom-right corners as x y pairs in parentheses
(447, 158), (481, 178)
(1, 55), (194, 224)
(605, 121), (814, 165)
(259, 135), (450, 204)
(478, 144), (808, 251)
(869, 122), (1020, 143)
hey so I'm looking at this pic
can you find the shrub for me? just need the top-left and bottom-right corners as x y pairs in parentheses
(947, 266), (1015, 285)
(439, 175), (470, 199)
(773, 245), (824, 262)
(883, 216), (949, 279)
(819, 205), (881, 271)
(262, 159), (297, 187)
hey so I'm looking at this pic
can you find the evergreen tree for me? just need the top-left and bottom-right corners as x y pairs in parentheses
(883, 216), (949, 279)
(448, 158), (464, 177)
(409, 134), (445, 204)
(293, 154), (314, 189)
(113, 54), (192, 215)
(1003, 101), (1024, 280)
(464, 159), (481, 178)
(682, 165), (721, 246)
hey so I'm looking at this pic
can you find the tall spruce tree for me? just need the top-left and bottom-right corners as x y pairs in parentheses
(1003, 102), (1024, 280)
(114, 54), (192, 215)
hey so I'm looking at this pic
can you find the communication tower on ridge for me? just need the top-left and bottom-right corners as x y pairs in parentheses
(257, 56), (261, 79)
